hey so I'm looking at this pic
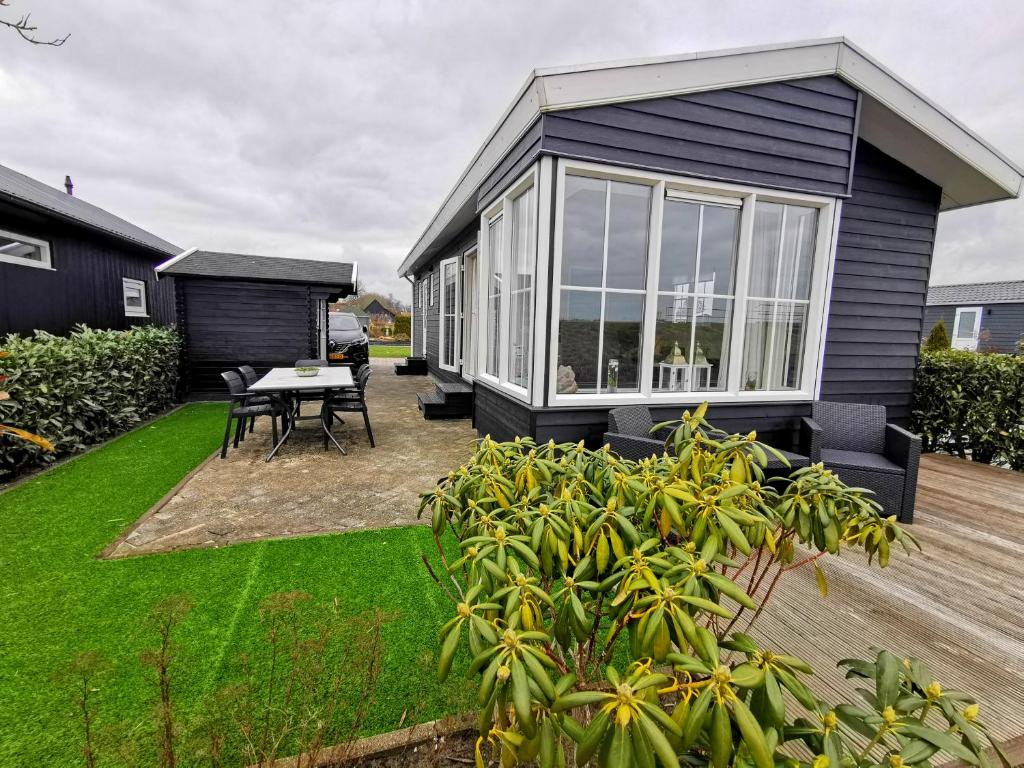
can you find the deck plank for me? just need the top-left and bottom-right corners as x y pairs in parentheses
(746, 453), (1024, 742)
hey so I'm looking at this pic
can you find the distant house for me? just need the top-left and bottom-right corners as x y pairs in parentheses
(398, 38), (1023, 444)
(0, 163), (180, 336)
(332, 293), (402, 337)
(925, 280), (1024, 353)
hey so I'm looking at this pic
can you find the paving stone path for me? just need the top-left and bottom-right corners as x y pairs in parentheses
(107, 361), (477, 557)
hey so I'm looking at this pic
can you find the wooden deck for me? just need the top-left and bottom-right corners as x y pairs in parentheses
(748, 453), (1024, 745)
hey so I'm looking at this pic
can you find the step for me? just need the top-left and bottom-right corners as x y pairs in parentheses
(395, 356), (428, 375)
(436, 380), (474, 404)
(417, 390), (472, 420)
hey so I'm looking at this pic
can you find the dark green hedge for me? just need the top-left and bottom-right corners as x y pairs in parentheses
(0, 325), (180, 479)
(911, 350), (1024, 470)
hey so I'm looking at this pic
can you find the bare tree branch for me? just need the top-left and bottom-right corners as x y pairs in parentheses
(0, 1), (68, 46)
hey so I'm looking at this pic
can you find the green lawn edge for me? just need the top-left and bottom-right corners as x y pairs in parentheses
(0, 403), (468, 765)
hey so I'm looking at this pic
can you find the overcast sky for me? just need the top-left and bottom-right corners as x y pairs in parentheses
(3, 1), (1022, 298)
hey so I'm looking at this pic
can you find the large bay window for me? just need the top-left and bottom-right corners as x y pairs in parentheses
(550, 161), (836, 404)
(481, 172), (537, 394)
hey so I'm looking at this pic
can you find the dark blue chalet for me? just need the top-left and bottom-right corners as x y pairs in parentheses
(0, 163), (180, 336)
(924, 280), (1024, 353)
(398, 38), (1023, 446)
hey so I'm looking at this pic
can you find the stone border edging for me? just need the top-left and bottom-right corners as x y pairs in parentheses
(257, 712), (475, 768)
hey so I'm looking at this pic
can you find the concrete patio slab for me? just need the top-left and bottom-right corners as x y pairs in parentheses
(106, 361), (477, 557)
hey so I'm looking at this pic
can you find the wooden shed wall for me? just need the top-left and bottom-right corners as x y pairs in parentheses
(178, 277), (317, 397)
(0, 201), (174, 336)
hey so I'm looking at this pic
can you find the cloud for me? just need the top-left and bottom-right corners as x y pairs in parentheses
(2, 0), (1022, 297)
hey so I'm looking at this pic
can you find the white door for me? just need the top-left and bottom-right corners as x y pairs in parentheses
(462, 249), (478, 380)
(952, 306), (983, 350)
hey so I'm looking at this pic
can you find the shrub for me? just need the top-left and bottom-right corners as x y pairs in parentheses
(923, 319), (951, 352)
(421, 406), (1005, 767)
(394, 312), (411, 337)
(0, 324), (180, 479)
(912, 350), (1024, 468)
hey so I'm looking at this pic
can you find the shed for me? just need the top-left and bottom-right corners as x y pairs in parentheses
(397, 37), (1023, 446)
(156, 249), (357, 397)
(924, 280), (1024, 353)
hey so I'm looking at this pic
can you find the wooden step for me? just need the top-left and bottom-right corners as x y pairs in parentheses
(436, 380), (473, 404)
(395, 356), (428, 375)
(417, 389), (472, 420)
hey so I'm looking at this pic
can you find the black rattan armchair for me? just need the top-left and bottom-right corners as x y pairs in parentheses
(808, 401), (921, 523)
(603, 405), (813, 470)
(293, 359), (328, 417)
(219, 371), (284, 459)
(321, 365), (375, 448)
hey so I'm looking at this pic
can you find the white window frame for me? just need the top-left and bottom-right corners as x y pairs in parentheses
(438, 255), (460, 372)
(0, 227), (52, 270)
(952, 306), (983, 351)
(547, 159), (839, 407)
(122, 277), (149, 318)
(476, 166), (539, 403)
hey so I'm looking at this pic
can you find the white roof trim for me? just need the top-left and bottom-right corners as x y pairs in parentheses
(155, 246), (198, 275)
(398, 37), (1023, 277)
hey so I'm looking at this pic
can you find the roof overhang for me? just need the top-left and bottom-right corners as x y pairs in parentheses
(398, 37), (1024, 277)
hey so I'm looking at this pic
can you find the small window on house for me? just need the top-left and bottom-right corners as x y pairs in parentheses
(0, 228), (51, 269)
(122, 278), (148, 317)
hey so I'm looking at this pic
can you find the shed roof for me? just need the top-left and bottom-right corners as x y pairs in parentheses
(926, 279), (1024, 306)
(0, 162), (180, 257)
(398, 37), (1024, 277)
(156, 249), (357, 293)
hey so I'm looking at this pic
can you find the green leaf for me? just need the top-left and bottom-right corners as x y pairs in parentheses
(900, 724), (980, 765)
(437, 622), (461, 681)
(730, 696), (774, 768)
(875, 650), (900, 710)
(635, 710), (681, 768)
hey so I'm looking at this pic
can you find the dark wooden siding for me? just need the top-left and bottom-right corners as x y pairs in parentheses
(0, 202), (175, 336)
(478, 119), (544, 211)
(414, 225), (476, 384)
(820, 141), (942, 422)
(924, 303), (1024, 354)
(541, 76), (859, 197)
(178, 278), (317, 396)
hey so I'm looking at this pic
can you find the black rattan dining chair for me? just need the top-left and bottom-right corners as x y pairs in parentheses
(219, 371), (283, 458)
(236, 365), (271, 434)
(321, 365), (374, 448)
(293, 359), (328, 417)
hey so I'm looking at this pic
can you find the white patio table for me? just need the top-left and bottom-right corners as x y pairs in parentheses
(248, 366), (355, 461)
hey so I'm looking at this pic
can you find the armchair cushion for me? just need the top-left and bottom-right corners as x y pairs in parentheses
(820, 449), (904, 476)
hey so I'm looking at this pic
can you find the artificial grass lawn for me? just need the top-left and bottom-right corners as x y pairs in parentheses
(0, 405), (469, 765)
(368, 344), (411, 358)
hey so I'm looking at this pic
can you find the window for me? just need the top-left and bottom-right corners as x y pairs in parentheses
(122, 278), (148, 317)
(557, 176), (651, 394)
(0, 228), (51, 269)
(653, 197), (739, 393)
(438, 256), (459, 371)
(481, 171), (537, 393)
(741, 203), (818, 391)
(550, 162), (835, 403)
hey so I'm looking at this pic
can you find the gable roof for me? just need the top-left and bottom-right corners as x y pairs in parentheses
(156, 249), (356, 293)
(398, 37), (1024, 278)
(927, 280), (1024, 306)
(335, 293), (401, 315)
(0, 162), (180, 257)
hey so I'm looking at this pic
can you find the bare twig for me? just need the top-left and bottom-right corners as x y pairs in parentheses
(0, 1), (69, 46)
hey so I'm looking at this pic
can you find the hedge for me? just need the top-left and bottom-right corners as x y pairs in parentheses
(0, 325), (180, 479)
(911, 350), (1024, 470)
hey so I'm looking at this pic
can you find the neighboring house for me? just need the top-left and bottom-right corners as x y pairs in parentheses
(398, 38), (1023, 446)
(924, 280), (1024, 352)
(0, 163), (180, 336)
(332, 294), (401, 336)
(156, 250), (356, 397)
